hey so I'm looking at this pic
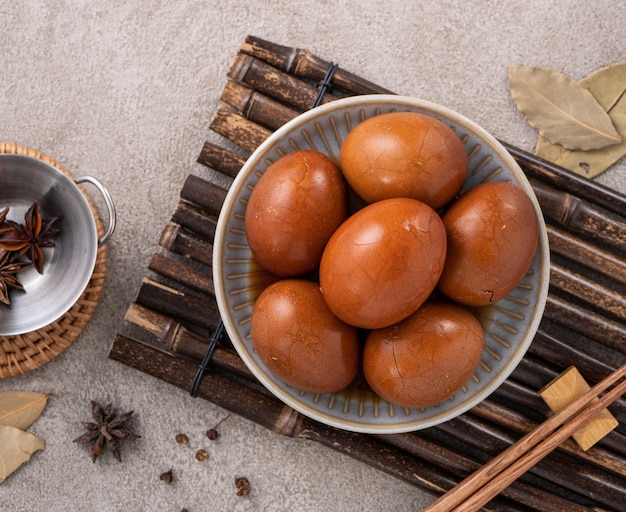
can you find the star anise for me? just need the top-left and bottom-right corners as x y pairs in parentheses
(0, 201), (60, 273)
(0, 207), (11, 234)
(74, 401), (141, 463)
(0, 250), (31, 305)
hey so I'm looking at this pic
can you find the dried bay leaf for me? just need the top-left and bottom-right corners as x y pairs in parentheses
(536, 62), (626, 178)
(0, 425), (45, 483)
(509, 65), (622, 150)
(0, 391), (51, 430)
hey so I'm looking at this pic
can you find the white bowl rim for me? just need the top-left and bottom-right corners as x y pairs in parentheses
(213, 94), (550, 433)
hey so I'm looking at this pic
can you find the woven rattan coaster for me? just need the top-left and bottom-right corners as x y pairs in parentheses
(0, 143), (108, 378)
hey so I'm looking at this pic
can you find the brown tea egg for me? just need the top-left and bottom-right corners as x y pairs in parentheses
(319, 197), (447, 329)
(340, 111), (468, 209)
(250, 279), (360, 394)
(363, 301), (484, 409)
(245, 149), (348, 277)
(437, 181), (539, 307)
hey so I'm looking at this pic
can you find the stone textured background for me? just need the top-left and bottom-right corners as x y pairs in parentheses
(1, 1), (624, 510)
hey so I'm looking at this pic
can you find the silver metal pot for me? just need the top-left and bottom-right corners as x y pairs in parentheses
(0, 154), (116, 335)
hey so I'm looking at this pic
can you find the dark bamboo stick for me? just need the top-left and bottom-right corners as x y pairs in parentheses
(237, 36), (626, 218)
(227, 52), (340, 111)
(549, 262), (626, 322)
(135, 277), (220, 331)
(171, 201), (217, 241)
(490, 378), (549, 418)
(180, 174), (228, 216)
(529, 329), (617, 385)
(210, 104), (272, 153)
(435, 414), (626, 511)
(159, 225), (212, 266)
(543, 294), (626, 354)
(194, 142), (246, 182)
(196, 141), (246, 178)
(124, 302), (209, 360)
(241, 36), (394, 96)
(109, 334), (526, 511)
(148, 253), (214, 296)
(221, 79), (301, 131)
(504, 143), (626, 218)
(547, 225), (626, 287)
(123, 303), (250, 380)
(531, 179), (626, 252)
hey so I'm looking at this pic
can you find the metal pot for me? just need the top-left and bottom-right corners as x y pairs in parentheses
(0, 154), (116, 335)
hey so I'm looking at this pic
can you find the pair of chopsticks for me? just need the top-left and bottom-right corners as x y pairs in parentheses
(424, 363), (626, 512)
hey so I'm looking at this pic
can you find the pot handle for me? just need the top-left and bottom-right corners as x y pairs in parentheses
(74, 176), (117, 246)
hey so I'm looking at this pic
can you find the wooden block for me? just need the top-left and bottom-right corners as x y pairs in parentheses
(539, 366), (619, 451)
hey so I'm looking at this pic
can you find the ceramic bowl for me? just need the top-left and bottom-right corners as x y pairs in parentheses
(213, 95), (550, 434)
(0, 154), (116, 336)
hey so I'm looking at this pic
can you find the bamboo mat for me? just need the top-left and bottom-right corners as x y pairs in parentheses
(109, 36), (626, 511)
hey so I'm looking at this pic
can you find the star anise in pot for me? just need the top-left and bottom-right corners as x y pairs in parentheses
(74, 401), (141, 463)
(0, 201), (60, 273)
(0, 250), (31, 305)
(0, 207), (11, 234)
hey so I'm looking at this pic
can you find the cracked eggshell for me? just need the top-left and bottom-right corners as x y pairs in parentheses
(363, 301), (484, 409)
(339, 111), (468, 209)
(250, 279), (360, 394)
(319, 197), (447, 329)
(437, 181), (539, 306)
(245, 149), (348, 277)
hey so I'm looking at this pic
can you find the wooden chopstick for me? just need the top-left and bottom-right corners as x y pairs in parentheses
(424, 363), (626, 512)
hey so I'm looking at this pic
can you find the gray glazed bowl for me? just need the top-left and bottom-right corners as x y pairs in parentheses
(0, 154), (115, 335)
(213, 95), (550, 433)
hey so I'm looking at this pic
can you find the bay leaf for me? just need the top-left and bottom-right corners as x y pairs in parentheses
(509, 65), (622, 150)
(536, 62), (626, 178)
(0, 425), (45, 483)
(0, 391), (51, 430)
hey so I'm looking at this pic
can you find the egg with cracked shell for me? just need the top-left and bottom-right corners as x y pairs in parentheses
(319, 197), (447, 329)
(250, 279), (360, 394)
(245, 149), (349, 277)
(437, 181), (539, 307)
(339, 111), (468, 209)
(363, 301), (485, 409)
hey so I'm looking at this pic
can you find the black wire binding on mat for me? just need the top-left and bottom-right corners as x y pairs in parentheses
(312, 61), (339, 108)
(189, 320), (224, 397)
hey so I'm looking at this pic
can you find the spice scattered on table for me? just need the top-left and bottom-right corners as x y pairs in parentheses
(175, 433), (189, 445)
(194, 449), (208, 461)
(205, 414), (230, 440)
(235, 476), (250, 496)
(159, 468), (174, 484)
(73, 401), (141, 463)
